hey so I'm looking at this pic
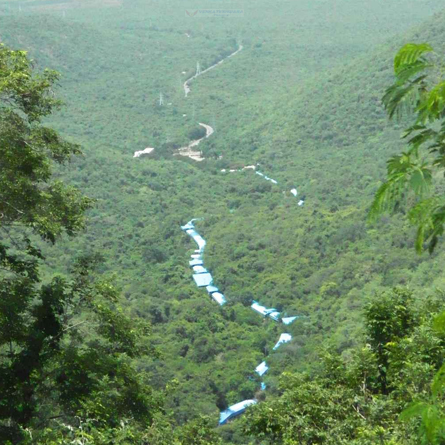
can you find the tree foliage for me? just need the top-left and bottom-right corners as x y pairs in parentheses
(0, 44), (92, 242)
(0, 46), (164, 443)
(243, 288), (445, 445)
(370, 43), (445, 253)
(2, 5), (445, 444)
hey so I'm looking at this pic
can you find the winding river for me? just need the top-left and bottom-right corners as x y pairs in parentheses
(181, 219), (299, 424)
(136, 41), (304, 426)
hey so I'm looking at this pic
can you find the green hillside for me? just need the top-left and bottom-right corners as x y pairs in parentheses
(1, 1), (445, 442)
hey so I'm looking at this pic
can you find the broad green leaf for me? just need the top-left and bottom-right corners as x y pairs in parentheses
(383, 75), (427, 120)
(415, 224), (426, 254)
(424, 81), (445, 119)
(409, 166), (432, 195)
(407, 128), (437, 150)
(400, 401), (429, 421)
(368, 172), (407, 221)
(395, 60), (432, 85)
(432, 363), (445, 398)
(432, 312), (445, 335)
(394, 43), (433, 74)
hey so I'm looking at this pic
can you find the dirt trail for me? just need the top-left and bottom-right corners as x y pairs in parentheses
(175, 123), (214, 161)
(183, 45), (243, 98)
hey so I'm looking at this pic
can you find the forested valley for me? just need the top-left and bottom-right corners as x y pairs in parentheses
(2, 0), (445, 443)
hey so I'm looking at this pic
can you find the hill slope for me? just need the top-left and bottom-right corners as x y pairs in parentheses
(1, 1), (445, 440)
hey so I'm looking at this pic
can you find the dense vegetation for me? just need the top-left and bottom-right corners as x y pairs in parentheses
(244, 288), (445, 444)
(0, 42), (225, 445)
(0, 44), (158, 443)
(1, 0), (445, 443)
(242, 38), (445, 445)
(370, 42), (445, 254)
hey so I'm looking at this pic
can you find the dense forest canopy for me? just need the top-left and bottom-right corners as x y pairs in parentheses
(1, 0), (445, 443)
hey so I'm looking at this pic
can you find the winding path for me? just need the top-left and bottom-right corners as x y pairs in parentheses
(175, 122), (214, 161)
(184, 44), (243, 98)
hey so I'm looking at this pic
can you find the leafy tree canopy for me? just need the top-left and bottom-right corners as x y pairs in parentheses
(0, 44), (91, 242)
(243, 288), (445, 445)
(370, 43), (445, 253)
(0, 45), (163, 444)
